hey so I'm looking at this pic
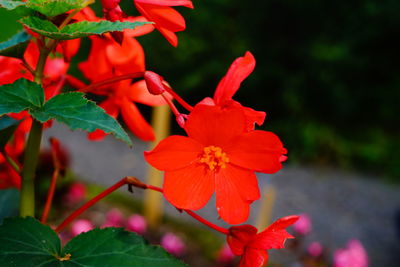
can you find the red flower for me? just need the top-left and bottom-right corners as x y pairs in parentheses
(199, 51), (266, 131)
(87, 79), (169, 141)
(145, 104), (287, 224)
(134, 0), (194, 47)
(77, 25), (167, 141)
(227, 215), (299, 267)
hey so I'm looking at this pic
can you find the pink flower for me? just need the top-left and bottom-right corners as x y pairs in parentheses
(127, 214), (147, 235)
(308, 242), (323, 258)
(70, 219), (93, 236)
(293, 213), (312, 235)
(217, 243), (235, 264)
(334, 239), (368, 267)
(63, 182), (86, 205)
(160, 233), (186, 256)
(102, 208), (124, 227)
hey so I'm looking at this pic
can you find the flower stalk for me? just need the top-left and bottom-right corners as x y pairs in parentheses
(19, 119), (43, 217)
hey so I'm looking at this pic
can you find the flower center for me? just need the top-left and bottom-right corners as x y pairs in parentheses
(199, 145), (229, 170)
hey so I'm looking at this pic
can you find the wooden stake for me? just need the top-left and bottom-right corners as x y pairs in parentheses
(144, 105), (171, 227)
(255, 185), (276, 231)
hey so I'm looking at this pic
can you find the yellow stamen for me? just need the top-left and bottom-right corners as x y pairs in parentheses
(200, 145), (230, 170)
(57, 253), (71, 261)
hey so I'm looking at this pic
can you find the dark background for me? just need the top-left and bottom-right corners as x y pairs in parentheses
(1, 0), (399, 180)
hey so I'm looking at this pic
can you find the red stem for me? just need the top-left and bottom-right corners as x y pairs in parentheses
(163, 84), (193, 112)
(55, 177), (128, 233)
(140, 183), (229, 235)
(41, 168), (59, 223)
(185, 210), (229, 235)
(79, 72), (145, 93)
(162, 94), (181, 117)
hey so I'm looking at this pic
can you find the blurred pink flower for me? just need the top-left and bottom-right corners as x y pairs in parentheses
(102, 208), (125, 227)
(216, 243), (235, 264)
(293, 213), (312, 235)
(308, 241), (323, 257)
(334, 239), (368, 267)
(127, 214), (147, 235)
(64, 182), (86, 205)
(71, 219), (93, 236)
(161, 233), (186, 256)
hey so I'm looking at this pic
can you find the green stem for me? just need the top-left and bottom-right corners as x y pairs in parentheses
(19, 119), (43, 217)
(34, 47), (49, 84)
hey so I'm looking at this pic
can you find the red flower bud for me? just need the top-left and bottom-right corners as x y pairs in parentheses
(101, 0), (120, 10)
(144, 71), (165, 95)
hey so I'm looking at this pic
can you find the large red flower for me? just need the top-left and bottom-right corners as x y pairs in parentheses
(199, 51), (266, 131)
(145, 104), (287, 224)
(227, 215), (299, 267)
(134, 0), (194, 47)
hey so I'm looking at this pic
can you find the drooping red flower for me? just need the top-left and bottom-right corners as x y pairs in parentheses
(87, 79), (169, 141)
(199, 51), (266, 131)
(227, 215), (299, 267)
(145, 104), (287, 224)
(71, 9), (165, 141)
(134, 0), (194, 47)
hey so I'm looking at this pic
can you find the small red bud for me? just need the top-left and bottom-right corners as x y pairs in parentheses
(144, 71), (166, 95)
(101, 0), (120, 10)
(176, 114), (187, 128)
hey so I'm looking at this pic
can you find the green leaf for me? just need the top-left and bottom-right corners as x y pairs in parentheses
(0, 217), (187, 267)
(0, 79), (44, 116)
(0, 217), (61, 266)
(26, 0), (94, 17)
(19, 16), (151, 40)
(64, 228), (188, 266)
(30, 92), (132, 145)
(0, 0), (25, 10)
(0, 115), (20, 149)
(0, 30), (31, 58)
(0, 189), (19, 224)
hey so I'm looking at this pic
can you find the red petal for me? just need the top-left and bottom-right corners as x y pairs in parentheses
(120, 99), (155, 141)
(242, 105), (266, 128)
(238, 248), (268, 267)
(144, 135), (202, 171)
(88, 129), (108, 141)
(250, 230), (294, 250)
(227, 225), (258, 255)
(228, 130), (287, 173)
(156, 26), (178, 47)
(136, 4), (186, 32)
(135, 0), (193, 9)
(164, 163), (214, 210)
(249, 216), (299, 250)
(184, 105), (246, 147)
(106, 36), (145, 73)
(215, 166), (251, 224)
(123, 16), (155, 37)
(219, 165), (260, 202)
(267, 215), (300, 231)
(214, 52), (255, 105)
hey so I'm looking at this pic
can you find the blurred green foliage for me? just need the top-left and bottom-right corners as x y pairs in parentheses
(1, 0), (398, 180)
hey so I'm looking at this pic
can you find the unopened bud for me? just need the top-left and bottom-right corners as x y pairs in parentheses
(144, 71), (165, 95)
(105, 6), (124, 21)
(176, 114), (187, 128)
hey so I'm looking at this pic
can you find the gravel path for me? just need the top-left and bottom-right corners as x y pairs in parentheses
(45, 123), (400, 266)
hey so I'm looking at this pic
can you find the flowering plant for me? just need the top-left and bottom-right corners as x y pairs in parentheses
(0, 0), (298, 266)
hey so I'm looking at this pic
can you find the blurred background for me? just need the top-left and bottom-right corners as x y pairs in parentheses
(1, 0), (400, 266)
